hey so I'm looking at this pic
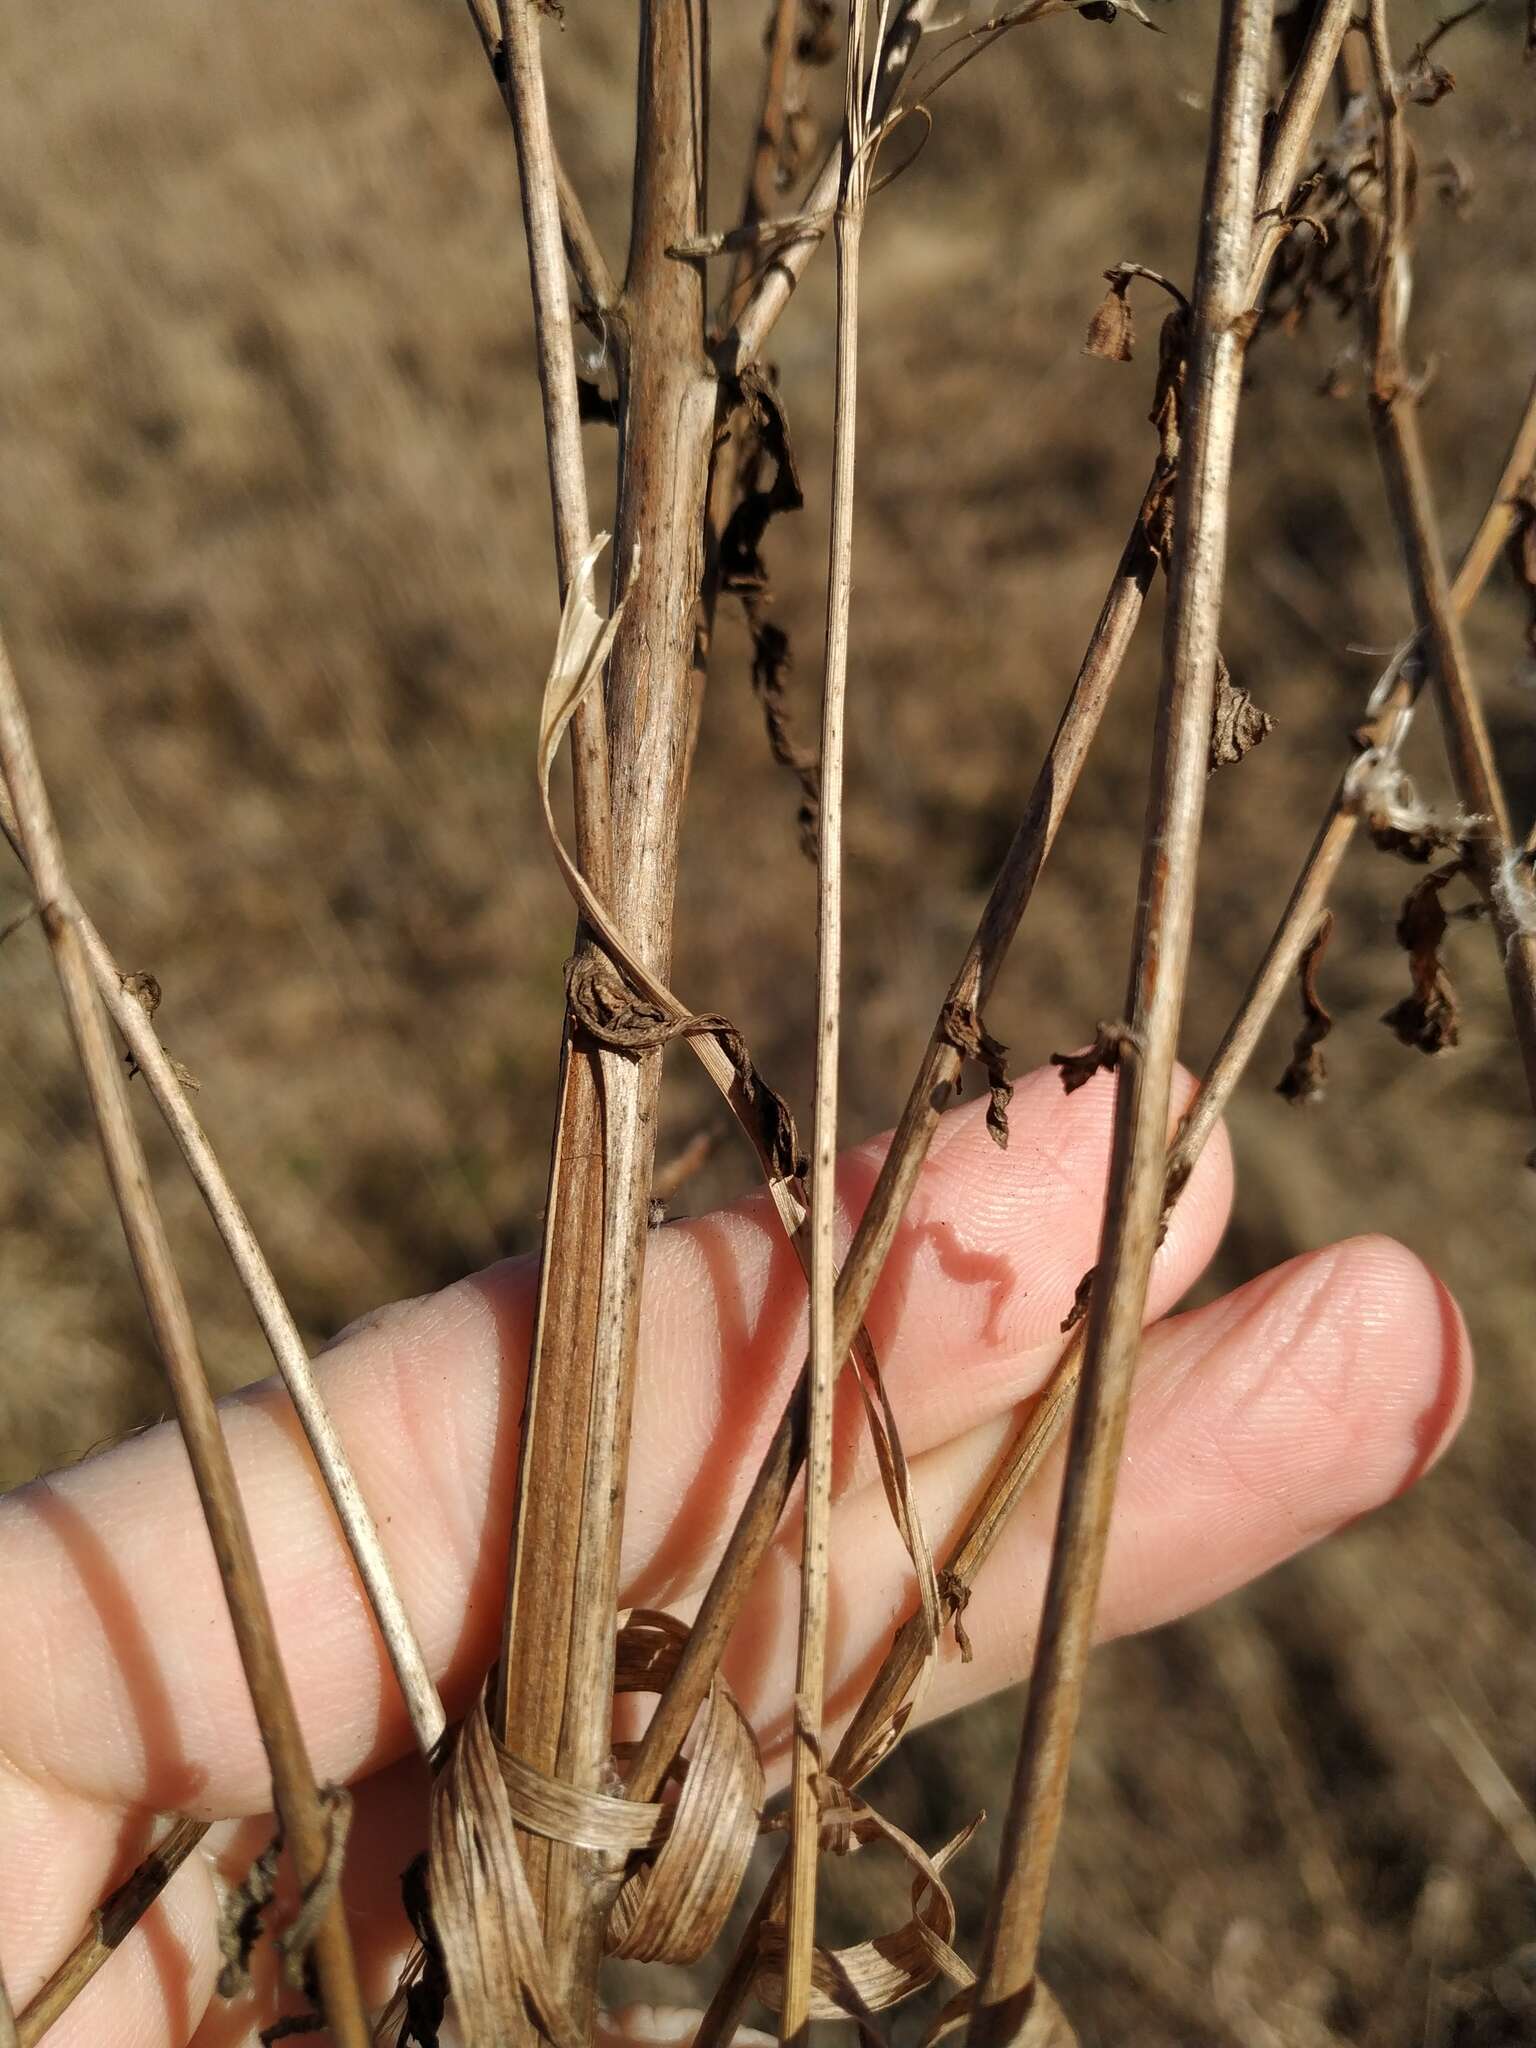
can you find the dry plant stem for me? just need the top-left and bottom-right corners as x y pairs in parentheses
(1244, 0), (1353, 295)
(1356, 0), (1536, 1117)
(732, 0), (804, 327)
(0, 788), (445, 1762)
(646, 0), (1349, 1885)
(638, 514), (1153, 1841)
(727, 0), (940, 371)
(0, 639), (369, 2048)
(15, 1821), (210, 2048)
(698, 330), (1536, 2048)
(781, 23), (870, 2033)
(482, 0), (625, 2028)
(495, 0), (612, 825)
(494, 3), (714, 2029)
(461, 0), (618, 316)
(968, 2), (1275, 2034)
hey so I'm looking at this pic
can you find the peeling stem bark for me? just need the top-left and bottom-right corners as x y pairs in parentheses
(492, 3), (716, 2030)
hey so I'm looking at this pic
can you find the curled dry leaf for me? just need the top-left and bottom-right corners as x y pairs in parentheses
(1209, 653), (1273, 771)
(1344, 745), (1477, 865)
(938, 995), (1013, 1146)
(118, 968), (201, 1090)
(1050, 1018), (1142, 1094)
(408, 1618), (763, 2046)
(1382, 864), (1464, 1055)
(938, 1567), (974, 1663)
(752, 1806), (984, 2031)
(1084, 274), (1135, 362)
(1059, 1263), (1095, 1336)
(1085, 263), (1189, 366)
(217, 1831), (282, 2001)
(718, 365), (819, 859)
(1506, 477), (1536, 659)
(1276, 910), (1335, 1103)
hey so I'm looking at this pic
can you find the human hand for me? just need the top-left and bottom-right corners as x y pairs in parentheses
(0, 1061), (1469, 2045)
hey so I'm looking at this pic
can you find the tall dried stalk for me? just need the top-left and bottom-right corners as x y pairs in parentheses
(727, 0), (940, 371)
(665, 8), (1356, 2030)
(0, 633), (370, 2048)
(0, 790), (445, 1762)
(487, 5), (718, 2031)
(1350, 1), (1536, 1120)
(968, 2), (1276, 2035)
(781, 9), (875, 2036)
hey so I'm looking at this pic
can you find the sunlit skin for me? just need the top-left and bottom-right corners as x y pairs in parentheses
(0, 1062), (1469, 2046)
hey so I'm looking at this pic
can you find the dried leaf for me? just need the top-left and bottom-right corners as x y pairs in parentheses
(719, 365), (819, 857)
(1276, 912), (1335, 1103)
(1059, 1265), (1095, 1335)
(1382, 865), (1464, 1055)
(604, 1615), (764, 1966)
(938, 1568), (974, 1663)
(396, 1620), (765, 2042)
(1084, 277), (1134, 362)
(1050, 1020), (1142, 1094)
(217, 1831), (282, 2000)
(1209, 653), (1273, 771)
(423, 1693), (584, 2048)
(1507, 479), (1536, 659)
(754, 1804), (983, 2025)
(938, 996), (1013, 1146)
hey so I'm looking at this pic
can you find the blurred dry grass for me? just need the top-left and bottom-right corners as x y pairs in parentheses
(3, 2), (1536, 2040)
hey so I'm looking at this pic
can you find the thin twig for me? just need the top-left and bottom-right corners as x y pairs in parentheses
(0, 630), (369, 2048)
(700, 243), (1536, 2048)
(1245, 0), (1354, 297)
(781, 11), (874, 2036)
(726, 0), (942, 371)
(725, 0), (807, 332)
(495, 0), (612, 837)
(16, 1820), (210, 2048)
(461, 0), (618, 315)
(0, 788), (445, 1761)
(1355, 0), (1536, 1119)
(967, 4), (1276, 2037)
(671, 17), (1356, 2028)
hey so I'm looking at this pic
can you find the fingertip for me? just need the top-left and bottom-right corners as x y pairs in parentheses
(1311, 1232), (1473, 1489)
(1128, 1231), (1473, 1586)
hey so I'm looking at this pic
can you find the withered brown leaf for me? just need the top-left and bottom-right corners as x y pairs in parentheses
(1277, 912), (1335, 1103)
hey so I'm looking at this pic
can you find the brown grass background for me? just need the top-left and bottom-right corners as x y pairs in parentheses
(4, 2), (1535, 2040)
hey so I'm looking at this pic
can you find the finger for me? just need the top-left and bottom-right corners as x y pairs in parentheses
(0, 1065), (1229, 1819)
(0, 1760), (218, 2048)
(714, 1236), (1471, 1774)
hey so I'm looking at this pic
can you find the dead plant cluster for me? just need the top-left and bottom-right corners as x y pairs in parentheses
(3, 2), (1535, 2046)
